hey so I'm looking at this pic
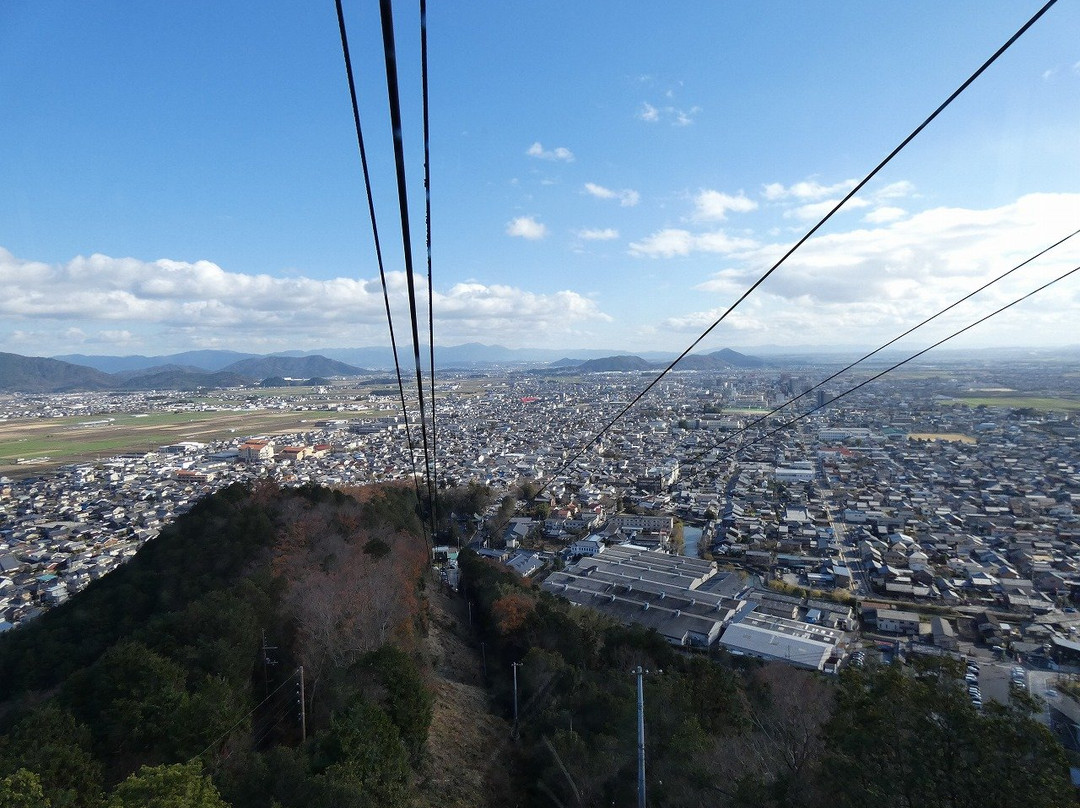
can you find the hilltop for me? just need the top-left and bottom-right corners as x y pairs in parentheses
(533, 347), (766, 374)
(0, 351), (370, 393)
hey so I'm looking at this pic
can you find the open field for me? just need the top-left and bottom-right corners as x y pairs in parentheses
(943, 396), (1080, 412)
(907, 433), (977, 444)
(0, 408), (391, 477)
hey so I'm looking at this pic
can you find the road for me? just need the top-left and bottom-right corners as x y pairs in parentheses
(826, 503), (870, 597)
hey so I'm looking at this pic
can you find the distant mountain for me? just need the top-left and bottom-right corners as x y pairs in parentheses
(116, 370), (254, 391)
(55, 350), (260, 373)
(677, 348), (766, 370)
(574, 355), (654, 373)
(0, 352), (113, 393)
(40, 344), (775, 384)
(0, 353), (256, 393)
(549, 348), (766, 374)
(110, 363), (208, 381)
(221, 355), (368, 379)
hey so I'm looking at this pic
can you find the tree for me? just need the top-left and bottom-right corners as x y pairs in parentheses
(817, 659), (1073, 808)
(310, 700), (411, 808)
(107, 763), (229, 808)
(0, 769), (49, 808)
(670, 520), (685, 555)
(62, 640), (192, 777)
(0, 703), (102, 808)
(357, 646), (433, 765)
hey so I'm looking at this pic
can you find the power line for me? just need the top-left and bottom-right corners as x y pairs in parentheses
(691, 262), (1080, 478)
(191, 668), (299, 764)
(540, 0), (1059, 495)
(334, 0), (430, 542)
(378, 0), (438, 542)
(683, 225), (1080, 470)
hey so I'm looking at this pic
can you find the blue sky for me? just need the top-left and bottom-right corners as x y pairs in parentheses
(1, 1), (1079, 357)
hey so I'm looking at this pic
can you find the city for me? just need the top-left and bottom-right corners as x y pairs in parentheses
(2, 358), (1077, 692)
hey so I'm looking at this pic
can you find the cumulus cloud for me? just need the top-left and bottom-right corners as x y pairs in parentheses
(526, 141), (574, 162)
(762, 178), (858, 201)
(693, 189), (758, 221)
(628, 229), (759, 258)
(864, 206), (907, 224)
(786, 197), (872, 221)
(683, 192), (1080, 346)
(765, 177), (916, 221)
(506, 216), (547, 240)
(0, 247), (610, 353)
(576, 228), (619, 241)
(584, 182), (640, 207)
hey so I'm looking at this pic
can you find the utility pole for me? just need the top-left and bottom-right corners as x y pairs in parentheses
(511, 661), (522, 738)
(297, 666), (307, 743)
(480, 641), (487, 680)
(635, 665), (646, 808)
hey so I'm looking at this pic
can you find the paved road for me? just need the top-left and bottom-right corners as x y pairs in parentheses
(827, 504), (871, 597)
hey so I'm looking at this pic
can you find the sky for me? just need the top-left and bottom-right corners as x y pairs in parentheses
(1, 1), (1079, 358)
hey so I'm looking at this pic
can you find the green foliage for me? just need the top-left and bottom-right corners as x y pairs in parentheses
(107, 762), (229, 808)
(310, 699), (411, 808)
(356, 646), (433, 764)
(817, 659), (1074, 808)
(0, 703), (102, 808)
(0, 769), (48, 808)
(0, 482), (277, 696)
(362, 537), (390, 559)
(0, 482), (433, 808)
(461, 544), (1076, 808)
(62, 640), (199, 780)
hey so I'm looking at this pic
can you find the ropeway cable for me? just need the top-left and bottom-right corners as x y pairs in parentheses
(686, 261), (1080, 481)
(682, 225), (1080, 469)
(334, 0), (430, 542)
(419, 0), (440, 529)
(378, 0), (439, 546)
(539, 0), (1059, 496)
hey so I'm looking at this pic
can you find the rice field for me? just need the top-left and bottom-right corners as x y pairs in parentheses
(0, 407), (389, 476)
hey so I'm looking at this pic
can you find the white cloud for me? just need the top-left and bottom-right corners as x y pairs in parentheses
(628, 228), (758, 258)
(762, 178), (858, 201)
(693, 189), (758, 221)
(874, 180), (915, 200)
(526, 141), (574, 162)
(577, 228), (619, 241)
(765, 177), (915, 219)
(0, 247), (610, 353)
(786, 197), (872, 221)
(584, 182), (640, 207)
(684, 193), (1080, 346)
(638, 102), (700, 126)
(506, 216), (547, 240)
(638, 102), (659, 122)
(864, 206), (907, 224)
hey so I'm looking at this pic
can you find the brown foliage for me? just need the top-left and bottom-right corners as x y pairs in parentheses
(265, 485), (429, 712)
(490, 593), (536, 636)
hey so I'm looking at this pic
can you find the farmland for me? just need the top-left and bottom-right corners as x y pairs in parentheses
(0, 406), (391, 477)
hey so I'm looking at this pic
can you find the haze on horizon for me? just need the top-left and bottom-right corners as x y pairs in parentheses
(2, 2), (1079, 359)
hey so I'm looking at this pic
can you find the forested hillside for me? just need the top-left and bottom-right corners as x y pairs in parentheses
(0, 481), (432, 807)
(458, 550), (1076, 808)
(0, 481), (1074, 807)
